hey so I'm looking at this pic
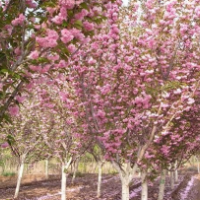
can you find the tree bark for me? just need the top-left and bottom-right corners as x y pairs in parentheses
(71, 158), (79, 184)
(14, 154), (26, 199)
(170, 171), (175, 190)
(141, 170), (148, 200)
(97, 161), (103, 198)
(158, 169), (167, 200)
(45, 159), (49, 179)
(61, 157), (72, 200)
(195, 157), (200, 173)
(61, 163), (67, 200)
(112, 161), (137, 200)
(121, 178), (130, 200)
(174, 161), (178, 182)
(175, 169), (178, 182)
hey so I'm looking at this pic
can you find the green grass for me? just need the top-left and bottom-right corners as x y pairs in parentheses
(2, 172), (16, 177)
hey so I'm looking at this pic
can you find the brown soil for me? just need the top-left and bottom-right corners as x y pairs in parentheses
(0, 171), (200, 200)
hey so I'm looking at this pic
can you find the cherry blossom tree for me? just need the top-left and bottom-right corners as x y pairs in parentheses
(0, 0), (119, 123)
(66, 1), (200, 199)
(28, 74), (90, 200)
(1, 98), (43, 198)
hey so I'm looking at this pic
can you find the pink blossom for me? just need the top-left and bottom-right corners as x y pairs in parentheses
(5, 25), (13, 35)
(68, 44), (76, 53)
(1, 142), (9, 148)
(187, 98), (195, 105)
(14, 47), (21, 56)
(61, 29), (74, 43)
(9, 105), (19, 116)
(36, 29), (58, 48)
(29, 50), (39, 59)
(25, 0), (37, 8)
(83, 21), (94, 31)
(12, 14), (25, 26)
(46, 7), (56, 15)
(16, 95), (25, 103)
(52, 15), (64, 25)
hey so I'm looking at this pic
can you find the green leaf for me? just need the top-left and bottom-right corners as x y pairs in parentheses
(7, 134), (15, 145)
(3, 114), (12, 124)
(74, 20), (83, 29)
(80, 2), (89, 10)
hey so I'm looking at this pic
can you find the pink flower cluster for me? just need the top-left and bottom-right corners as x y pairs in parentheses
(11, 14), (25, 26)
(8, 105), (19, 116)
(83, 21), (94, 31)
(61, 29), (74, 43)
(51, 7), (67, 24)
(36, 29), (59, 48)
(25, 0), (37, 8)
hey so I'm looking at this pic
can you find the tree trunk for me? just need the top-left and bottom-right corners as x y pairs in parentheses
(195, 157), (200, 173)
(14, 154), (26, 199)
(170, 171), (174, 190)
(157, 169), (167, 200)
(61, 163), (67, 200)
(112, 161), (137, 200)
(45, 159), (49, 179)
(175, 169), (178, 182)
(71, 158), (79, 184)
(97, 161), (103, 198)
(174, 161), (178, 182)
(141, 170), (148, 200)
(61, 157), (72, 200)
(121, 178), (130, 200)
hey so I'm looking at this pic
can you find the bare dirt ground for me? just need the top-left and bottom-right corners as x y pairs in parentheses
(0, 171), (199, 200)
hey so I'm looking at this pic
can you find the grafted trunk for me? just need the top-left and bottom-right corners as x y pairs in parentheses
(97, 161), (103, 198)
(158, 169), (167, 200)
(14, 154), (26, 199)
(141, 170), (148, 200)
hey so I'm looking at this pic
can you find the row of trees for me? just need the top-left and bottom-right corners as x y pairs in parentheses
(1, 0), (200, 200)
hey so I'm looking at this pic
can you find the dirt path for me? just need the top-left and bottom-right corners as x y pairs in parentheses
(179, 174), (200, 200)
(0, 172), (200, 200)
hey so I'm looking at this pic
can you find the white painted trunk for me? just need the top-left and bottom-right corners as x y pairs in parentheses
(61, 163), (67, 200)
(121, 178), (130, 200)
(61, 157), (72, 200)
(97, 162), (102, 198)
(170, 171), (174, 190)
(174, 161), (178, 182)
(157, 170), (166, 200)
(14, 154), (26, 199)
(112, 161), (137, 200)
(141, 171), (148, 200)
(175, 169), (178, 182)
(45, 159), (49, 179)
(195, 157), (200, 173)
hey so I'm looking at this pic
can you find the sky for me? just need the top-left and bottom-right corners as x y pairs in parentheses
(123, 0), (129, 6)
